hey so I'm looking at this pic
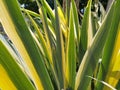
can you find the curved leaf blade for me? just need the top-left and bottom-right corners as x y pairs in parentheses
(0, 0), (54, 89)
(0, 41), (35, 90)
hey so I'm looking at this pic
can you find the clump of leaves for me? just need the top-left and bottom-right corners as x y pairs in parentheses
(0, 0), (120, 90)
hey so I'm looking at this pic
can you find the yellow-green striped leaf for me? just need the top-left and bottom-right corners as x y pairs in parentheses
(75, 0), (119, 89)
(0, 0), (53, 89)
(80, 0), (93, 51)
(0, 41), (35, 90)
(66, 3), (76, 89)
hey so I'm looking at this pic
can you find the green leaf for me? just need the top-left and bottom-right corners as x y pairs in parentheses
(37, 0), (55, 28)
(0, 40), (35, 90)
(71, 0), (80, 43)
(96, 0), (120, 88)
(80, 0), (93, 51)
(87, 76), (117, 90)
(65, 0), (71, 25)
(66, 3), (76, 89)
(0, 0), (54, 89)
(54, 0), (65, 89)
(0, 1), (44, 89)
(25, 10), (60, 90)
(75, 0), (119, 89)
(25, 9), (53, 65)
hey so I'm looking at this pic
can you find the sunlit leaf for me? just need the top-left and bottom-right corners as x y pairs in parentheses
(75, 0), (120, 89)
(0, 41), (35, 90)
(0, 0), (53, 89)
(66, 3), (76, 89)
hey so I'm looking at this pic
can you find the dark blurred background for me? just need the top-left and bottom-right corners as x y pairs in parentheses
(18, 0), (109, 13)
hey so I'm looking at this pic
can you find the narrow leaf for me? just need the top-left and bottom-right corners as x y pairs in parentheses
(66, 3), (76, 89)
(54, 0), (65, 89)
(87, 76), (117, 90)
(0, 1), (44, 89)
(0, 0), (54, 89)
(80, 0), (93, 51)
(75, 1), (119, 89)
(0, 41), (35, 90)
(71, 0), (80, 42)
(25, 10), (60, 90)
(96, 0), (120, 89)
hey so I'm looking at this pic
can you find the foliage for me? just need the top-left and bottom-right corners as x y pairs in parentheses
(0, 0), (120, 90)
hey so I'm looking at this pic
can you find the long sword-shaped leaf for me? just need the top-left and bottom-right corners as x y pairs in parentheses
(75, 0), (119, 89)
(71, 0), (81, 67)
(37, 0), (55, 28)
(79, 0), (93, 64)
(96, 1), (120, 87)
(39, 7), (54, 57)
(0, 35), (17, 90)
(57, 7), (68, 39)
(71, 0), (80, 43)
(25, 9), (53, 67)
(0, 0), (53, 89)
(80, 0), (93, 51)
(103, 29), (120, 90)
(0, 41), (35, 90)
(66, 3), (76, 90)
(0, 1), (43, 90)
(40, 0), (54, 21)
(54, 0), (65, 89)
(25, 11), (60, 89)
(21, 8), (56, 38)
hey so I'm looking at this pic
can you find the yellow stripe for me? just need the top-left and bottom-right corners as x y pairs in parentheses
(104, 24), (120, 90)
(0, 1), (43, 90)
(0, 65), (17, 90)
